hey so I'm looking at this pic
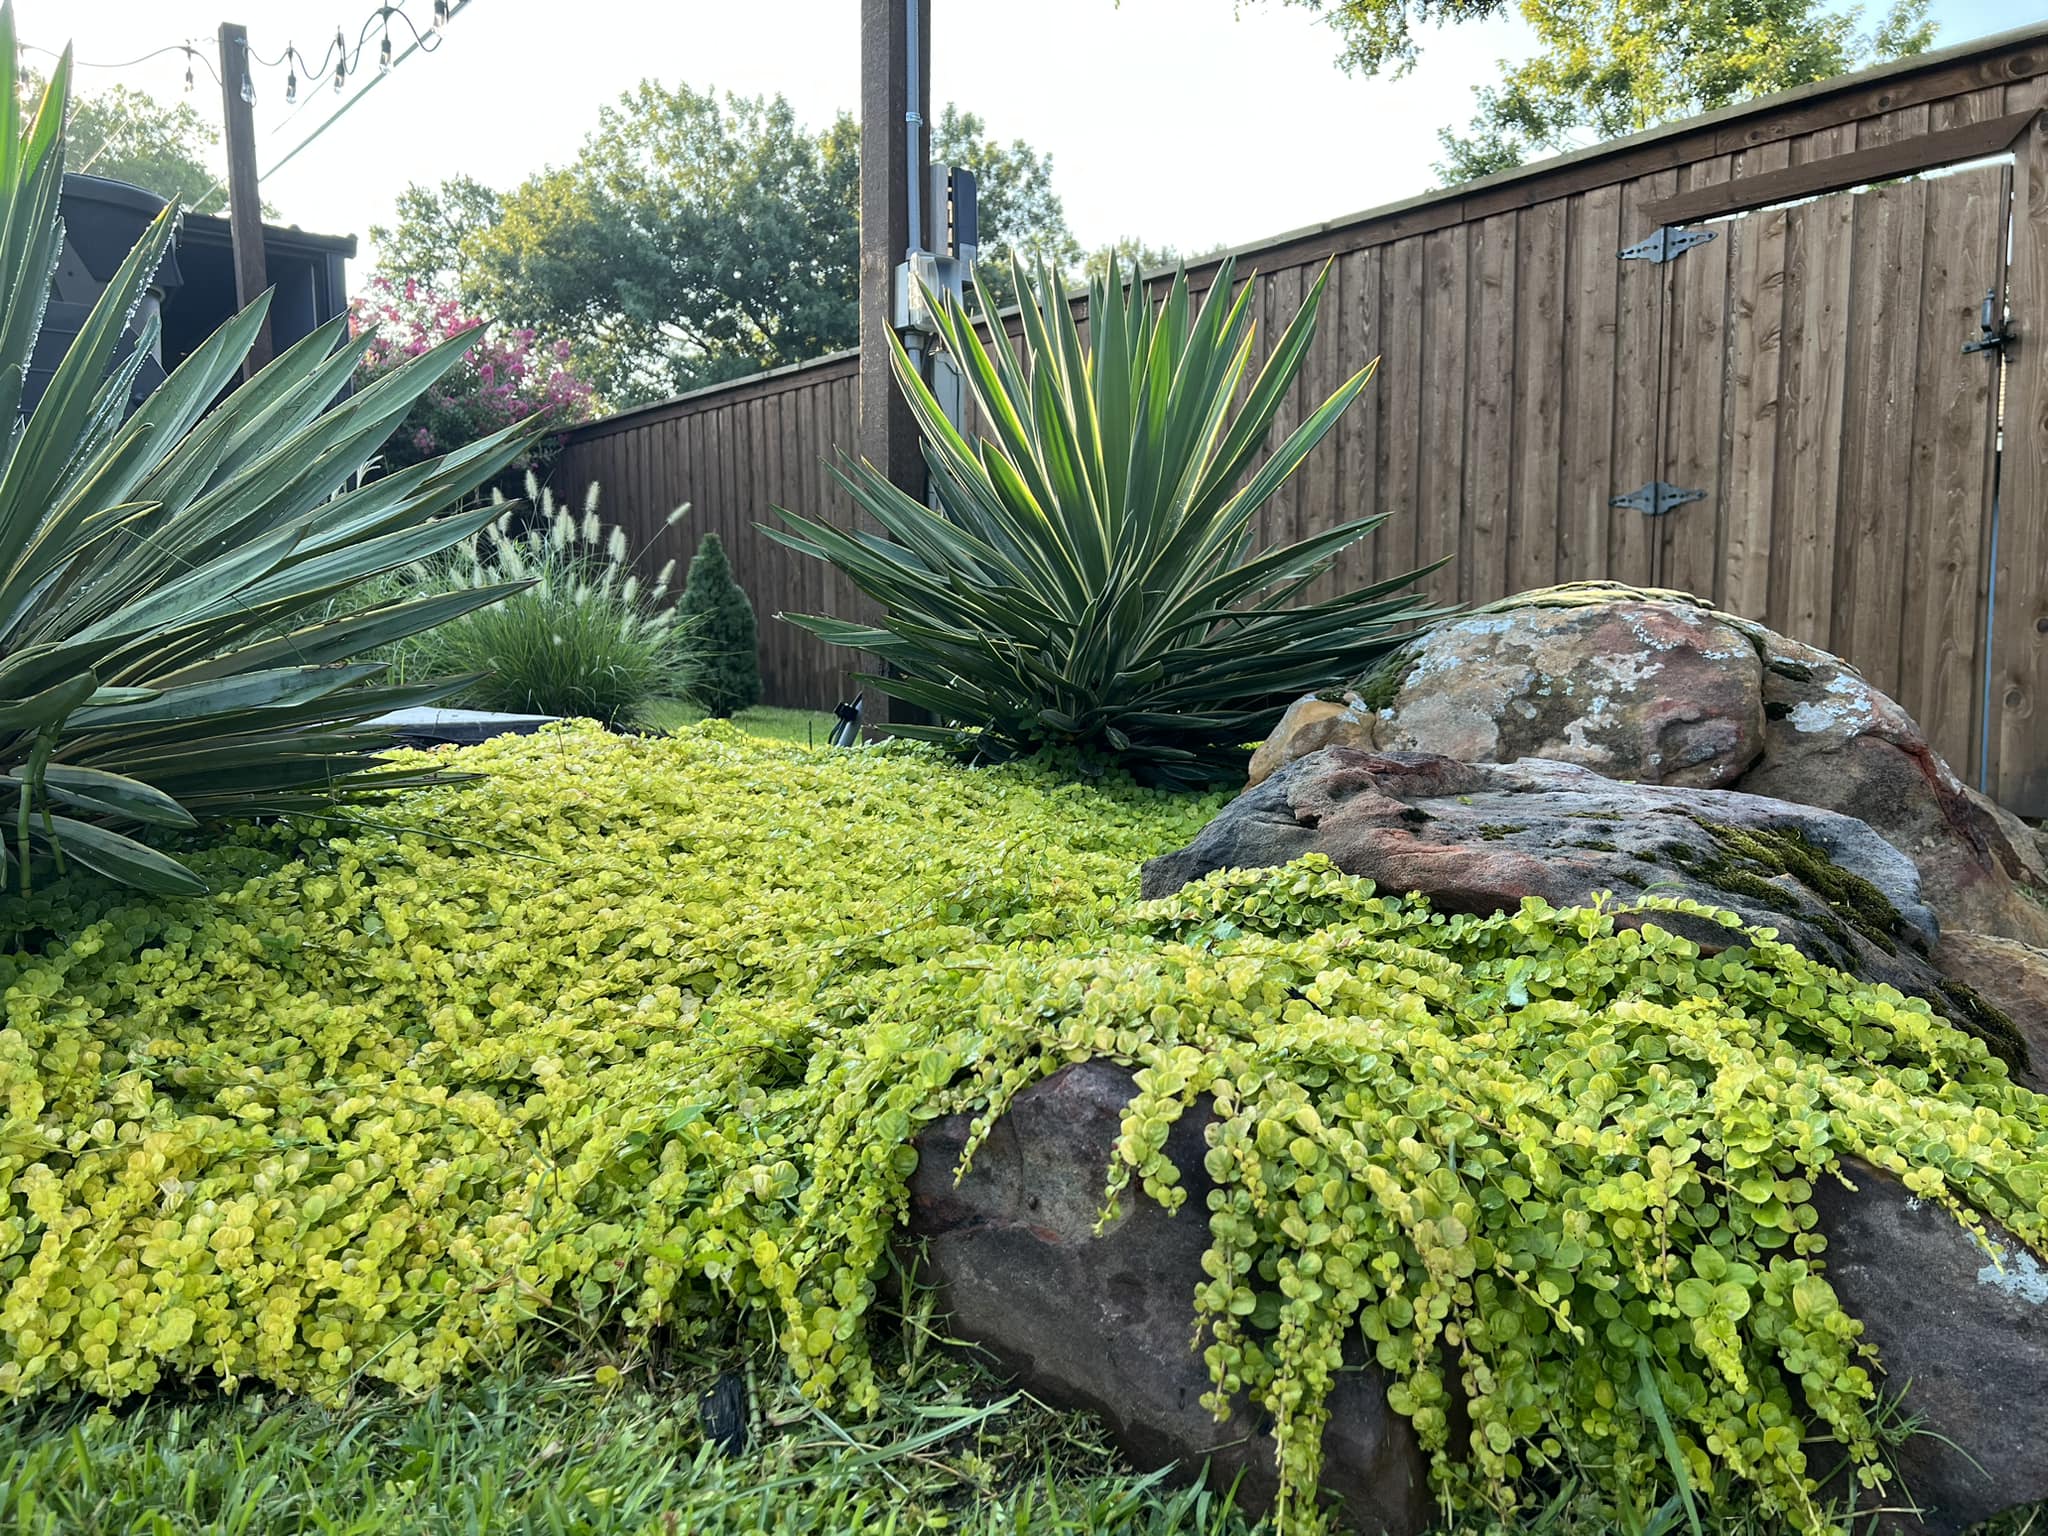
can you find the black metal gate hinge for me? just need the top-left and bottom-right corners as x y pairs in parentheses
(1612, 482), (1707, 517)
(1619, 225), (1718, 264)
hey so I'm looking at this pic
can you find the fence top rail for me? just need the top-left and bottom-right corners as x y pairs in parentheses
(563, 347), (858, 445)
(560, 17), (2048, 446)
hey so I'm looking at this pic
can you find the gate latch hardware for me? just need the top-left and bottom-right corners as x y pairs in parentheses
(1611, 482), (1707, 517)
(1962, 288), (2014, 355)
(1619, 225), (1719, 264)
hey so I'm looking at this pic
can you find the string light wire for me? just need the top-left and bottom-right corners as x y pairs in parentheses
(260, 1), (471, 180)
(21, 1), (471, 191)
(22, 2), (459, 113)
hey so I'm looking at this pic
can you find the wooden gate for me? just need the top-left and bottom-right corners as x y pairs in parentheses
(1615, 153), (2015, 783)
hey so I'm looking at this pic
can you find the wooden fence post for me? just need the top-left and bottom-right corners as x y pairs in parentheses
(217, 22), (274, 377)
(857, 0), (930, 727)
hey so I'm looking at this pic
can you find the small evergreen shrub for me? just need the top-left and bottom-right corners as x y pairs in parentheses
(3, 728), (2046, 1533)
(677, 532), (761, 718)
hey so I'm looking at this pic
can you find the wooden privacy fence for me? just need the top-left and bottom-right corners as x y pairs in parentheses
(552, 21), (2048, 814)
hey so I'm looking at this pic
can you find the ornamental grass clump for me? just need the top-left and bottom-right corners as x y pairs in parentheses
(379, 479), (697, 726)
(4, 727), (2048, 1534)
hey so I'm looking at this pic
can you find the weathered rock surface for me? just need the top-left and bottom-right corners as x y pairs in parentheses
(909, 1068), (2048, 1533)
(1935, 930), (2048, 1082)
(1735, 631), (2048, 949)
(906, 1060), (1433, 1535)
(1270, 584), (2048, 948)
(1146, 749), (2026, 1067)
(1814, 1158), (2048, 1534)
(1246, 693), (1376, 789)
(1359, 598), (1765, 788)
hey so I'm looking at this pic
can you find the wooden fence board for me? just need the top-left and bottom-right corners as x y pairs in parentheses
(1417, 226), (1469, 607)
(1658, 157), (1734, 600)
(1377, 237), (1426, 587)
(1556, 186), (1622, 583)
(1462, 215), (1516, 604)
(1718, 198), (1790, 624)
(1833, 172), (1930, 701)
(1333, 245), (1380, 596)
(1611, 171), (1677, 586)
(1506, 201), (1566, 593)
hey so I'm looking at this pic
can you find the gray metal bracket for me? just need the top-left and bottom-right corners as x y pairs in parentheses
(1611, 482), (1707, 517)
(1619, 225), (1719, 264)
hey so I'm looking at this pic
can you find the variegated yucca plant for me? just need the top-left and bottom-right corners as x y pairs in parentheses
(0, 16), (539, 895)
(769, 256), (1447, 787)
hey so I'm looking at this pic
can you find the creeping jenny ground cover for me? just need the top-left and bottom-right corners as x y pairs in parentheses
(4, 724), (2048, 1532)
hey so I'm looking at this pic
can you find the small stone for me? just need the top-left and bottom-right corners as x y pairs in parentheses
(1248, 693), (1377, 789)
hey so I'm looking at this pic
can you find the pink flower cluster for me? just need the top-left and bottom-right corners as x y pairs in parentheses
(350, 277), (595, 469)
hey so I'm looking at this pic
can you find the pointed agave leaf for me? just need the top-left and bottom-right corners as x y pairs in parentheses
(0, 19), (583, 893)
(67, 663), (388, 729)
(25, 765), (197, 826)
(38, 814), (205, 895)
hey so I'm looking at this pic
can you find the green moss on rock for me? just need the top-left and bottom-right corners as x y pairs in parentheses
(1351, 646), (1418, 712)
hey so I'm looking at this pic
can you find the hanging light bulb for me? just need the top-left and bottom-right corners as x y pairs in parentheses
(333, 26), (347, 91)
(432, 0), (450, 30)
(284, 53), (297, 103)
(183, 47), (194, 92)
(379, 25), (392, 71)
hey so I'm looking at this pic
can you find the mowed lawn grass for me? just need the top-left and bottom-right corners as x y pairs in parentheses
(640, 700), (835, 746)
(0, 1343), (1258, 1536)
(11, 1349), (2045, 1536)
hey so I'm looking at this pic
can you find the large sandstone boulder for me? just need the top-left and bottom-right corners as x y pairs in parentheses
(909, 1067), (2048, 1534)
(1263, 584), (2048, 949)
(907, 1060), (1434, 1535)
(1361, 597), (1764, 788)
(1145, 749), (2026, 1069)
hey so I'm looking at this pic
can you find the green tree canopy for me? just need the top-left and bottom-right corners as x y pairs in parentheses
(370, 86), (1108, 406)
(1264, 0), (1934, 181)
(23, 71), (227, 212)
(1438, 0), (1934, 179)
(368, 174), (500, 292)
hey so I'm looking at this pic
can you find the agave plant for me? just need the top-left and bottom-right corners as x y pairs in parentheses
(768, 256), (1446, 787)
(0, 24), (540, 895)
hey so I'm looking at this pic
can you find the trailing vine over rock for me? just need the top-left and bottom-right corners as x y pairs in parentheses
(1, 727), (2044, 1534)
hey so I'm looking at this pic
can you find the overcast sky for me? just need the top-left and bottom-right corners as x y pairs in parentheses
(23, 0), (2041, 281)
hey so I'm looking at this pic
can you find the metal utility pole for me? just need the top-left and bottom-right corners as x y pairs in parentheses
(217, 22), (274, 375)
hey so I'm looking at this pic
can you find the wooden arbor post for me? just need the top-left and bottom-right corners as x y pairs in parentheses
(217, 22), (275, 376)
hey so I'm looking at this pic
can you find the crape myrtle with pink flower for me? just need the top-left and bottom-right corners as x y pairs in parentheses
(351, 276), (595, 483)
